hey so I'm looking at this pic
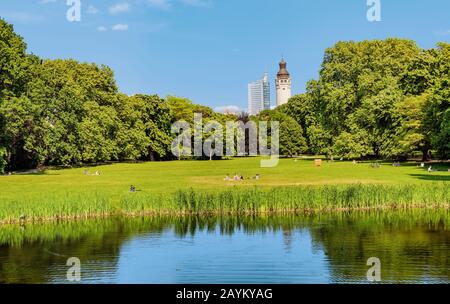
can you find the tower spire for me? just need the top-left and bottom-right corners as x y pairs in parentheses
(277, 57), (290, 79)
(275, 57), (292, 107)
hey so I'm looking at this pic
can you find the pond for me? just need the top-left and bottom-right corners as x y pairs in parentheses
(0, 210), (449, 284)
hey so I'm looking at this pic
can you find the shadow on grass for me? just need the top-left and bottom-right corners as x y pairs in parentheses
(409, 174), (450, 182)
(9, 170), (61, 176)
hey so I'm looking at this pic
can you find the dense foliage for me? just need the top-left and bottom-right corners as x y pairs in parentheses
(278, 39), (449, 160)
(1, 19), (448, 173)
(0, 19), (231, 172)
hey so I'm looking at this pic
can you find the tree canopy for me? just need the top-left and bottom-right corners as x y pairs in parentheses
(280, 39), (449, 160)
(1, 18), (448, 173)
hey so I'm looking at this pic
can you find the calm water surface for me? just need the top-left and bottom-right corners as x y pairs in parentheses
(0, 211), (449, 284)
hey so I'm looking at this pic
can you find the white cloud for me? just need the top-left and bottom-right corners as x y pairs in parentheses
(87, 5), (99, 15)
(109, 2), (130, 15)
(112, 23), (129, 31)
(215, 105), (242, 115)
(97, 26), (108, 32)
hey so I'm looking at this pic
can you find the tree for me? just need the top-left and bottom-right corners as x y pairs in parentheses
(317, 39), (420, 159)
(278, 93), (314, 133)
(166, 95), (233, 159)
(0, 19), (32, 99)
(114, 94), (151, 161)
(0, 19), (36, 170)
(386, 94), (430, 160)
(133, 94), (174, 160)
(306, 124), (332, 157)
(0, 146), (7, 174)
(333, 131), (373, 160)
(257, 111), (307, 157)
(79, 101), (120, 163)
(433, 109), (450, 158)
(279, 116), (308, 157)
(0, 96), (46, 170)
(25, 59), (120, 166)
(426, 84), (450, 159)
(282, 39), (422, 159)
(401, 42), (450, 159)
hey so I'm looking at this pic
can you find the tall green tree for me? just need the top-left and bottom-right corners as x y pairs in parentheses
(133, 94), (174, 160)
(25, 59), (120, 166)
(401, 42), (450, 159)
(0, 96), (47, 169)
(386, 94), (430, 160)
(0, 19), (37, 170)
(257, 110), (307, 157)
(318, 39), (420, 159)
(0, 19), (32, 99)
(79, 101), (120, 163)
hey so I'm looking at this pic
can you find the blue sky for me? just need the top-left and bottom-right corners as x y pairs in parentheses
(0, 0), (449, 111)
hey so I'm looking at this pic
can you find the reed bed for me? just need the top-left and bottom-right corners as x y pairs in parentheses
(120, 183), (450, 215)
(0, 183), (448, 224)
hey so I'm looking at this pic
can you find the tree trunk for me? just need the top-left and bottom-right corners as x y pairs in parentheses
(421, 149), (430, 162)
(149, 151), (156, 162)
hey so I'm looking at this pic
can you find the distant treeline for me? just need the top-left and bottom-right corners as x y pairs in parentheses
(1, 19), (449, 173)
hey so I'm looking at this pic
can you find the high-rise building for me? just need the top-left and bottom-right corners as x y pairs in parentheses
(248, 73), (270, 116)
(276, 58), (292, 107)
(262, 73), (271, 111)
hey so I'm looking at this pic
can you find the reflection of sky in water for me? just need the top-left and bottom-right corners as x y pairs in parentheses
(116, 228), (330, 284)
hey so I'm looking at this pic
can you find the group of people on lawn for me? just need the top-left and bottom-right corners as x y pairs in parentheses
(224, 173), (260, 181)
(84, 169), (100, 176)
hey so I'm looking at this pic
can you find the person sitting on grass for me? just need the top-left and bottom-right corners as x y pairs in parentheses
(130, 185), (136, 193)
(224, 174), (230, 181)
(240, 175), (244, 181)
(428, 166), (433, 173)
(234, 174), (239, 181)
(255, 173), (260, 180)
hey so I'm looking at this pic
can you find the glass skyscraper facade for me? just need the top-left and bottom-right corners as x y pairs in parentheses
(248, 73), (270, 116)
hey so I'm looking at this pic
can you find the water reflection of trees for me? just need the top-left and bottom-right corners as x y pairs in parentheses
(0, 210), (448, 283)
(307, 213), (450, 283)
(0, 217), (171, 283)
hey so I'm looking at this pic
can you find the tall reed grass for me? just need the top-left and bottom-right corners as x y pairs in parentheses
(0, 183), (448, 224)
(120, 183), (450, 215)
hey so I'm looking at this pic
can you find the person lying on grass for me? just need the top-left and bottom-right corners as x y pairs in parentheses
(129, 185), (142, 192)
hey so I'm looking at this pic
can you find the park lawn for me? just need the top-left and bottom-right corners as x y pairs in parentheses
(0, 157), (448, 200)
(0, 157), (448, 223)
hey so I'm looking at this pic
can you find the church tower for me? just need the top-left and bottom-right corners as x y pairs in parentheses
(276, 58), (292, 107)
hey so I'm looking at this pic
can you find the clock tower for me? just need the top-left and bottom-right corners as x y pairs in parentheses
(276, 58), (292, 107)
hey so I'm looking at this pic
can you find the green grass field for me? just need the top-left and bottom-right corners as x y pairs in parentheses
(0, 158), (449, 223)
